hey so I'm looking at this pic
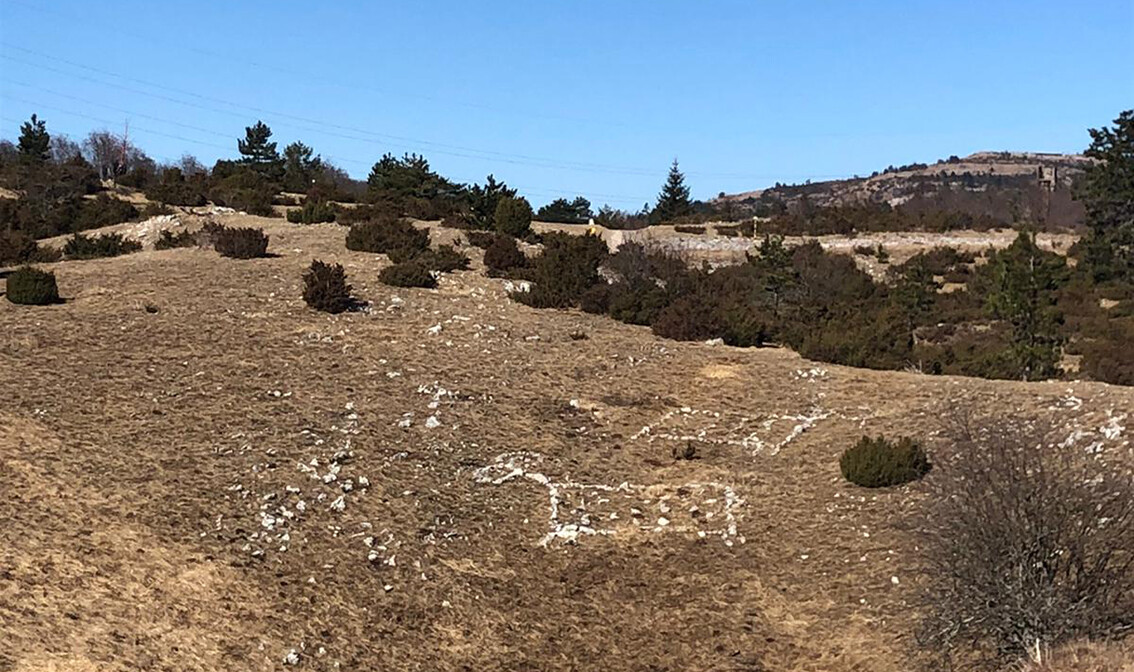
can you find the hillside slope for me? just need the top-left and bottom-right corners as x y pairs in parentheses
(718, 152), (1091, 229)
(1, 215), (1130, 671)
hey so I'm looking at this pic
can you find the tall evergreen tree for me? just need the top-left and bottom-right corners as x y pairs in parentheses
(17, 114), (50, 162)
(890, 256), (940, 341)
(1079, 110), (1134, 282)
(654, 159), (693, 222)
(237, 121), (281, 177)
(282, 141), (323, 192)
(466, 174), (517, 230)
(754, 234), (795, 315)
(984, 232), (1068, 381)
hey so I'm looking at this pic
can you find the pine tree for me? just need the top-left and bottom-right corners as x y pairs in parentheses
(237, 121), (281, 177)
(654, 159), (693, 223)
(17, 114), (50, 162)
(985, 232), (1068, 381)
(891, 256), (939, 340)
(754, 234), (795, 315)
(282, 141), (323, 192)
(1079, 110), (1134, 282)
(536, 196), (592, 224)
(466, 175), (517, 230)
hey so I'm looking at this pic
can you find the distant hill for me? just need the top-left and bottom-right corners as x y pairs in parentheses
(717, 152), (1092, 230)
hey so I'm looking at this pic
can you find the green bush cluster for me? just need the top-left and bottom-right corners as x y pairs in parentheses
(513, 232), (607, 309)
(345, 217), (430, 257)
(379, 261), (436, 288)
(63, 232), (142, 259)
(493, 195), (533, 238)
(840, 435), (930, 487)
(154, 229), (198, 250)
(287, 200), (336, 224)
(145, 167), (208, 206)
(465, 230), (498, 249)
(5, 266), (60, 305)
(213, 226), (270, 259)
(483, 234), (527, 276)
(302, 259), (355, 313)
(0, 230), (60, 265)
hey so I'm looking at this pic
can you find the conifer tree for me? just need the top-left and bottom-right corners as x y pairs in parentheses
(17, 114), (50, 162)
(1079, 110), (1134, 282)
(237, 121), (282, 177)
(282, 141), (323, 192)
(985, 232), (1068, 380)
(654, 159), (693, 222)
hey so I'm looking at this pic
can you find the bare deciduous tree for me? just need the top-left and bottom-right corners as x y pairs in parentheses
(82, 130), (154, 180)
(49, 134), (82, 164)
(915, 410), (1134, 668)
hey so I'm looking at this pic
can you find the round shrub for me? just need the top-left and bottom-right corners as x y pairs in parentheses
(287, 200), (336, 224)
(63, 232), (142, 260)
(493, 196), (533, 238)
(466, 230), (497, 249)
(214, 226), (269, 259)
(5, 266), (60, 305)
(302, 259), (354, 313)
(345, 218), (429, 256)
(379, 261), (437, 289)
(418, 245), (470, 273)
(483, 234), (526, 276)
(840, 435), (930, 487)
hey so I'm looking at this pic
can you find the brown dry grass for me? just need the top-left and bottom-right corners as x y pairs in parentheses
(1, 213), (1130, 671)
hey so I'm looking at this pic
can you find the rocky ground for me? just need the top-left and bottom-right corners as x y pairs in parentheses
(1, 214), (1130, 671)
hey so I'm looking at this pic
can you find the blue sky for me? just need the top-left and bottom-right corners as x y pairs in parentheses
(1, 1), (1131, 209)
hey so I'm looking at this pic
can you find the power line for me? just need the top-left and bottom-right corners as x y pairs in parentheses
(0, 102), (651, 205)
(0, 43), (845, 182)
(3, 0), (628, 131)
(0, 46), (663, 177)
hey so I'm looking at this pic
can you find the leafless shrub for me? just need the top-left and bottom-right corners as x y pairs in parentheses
(916, 410), (1134, 668)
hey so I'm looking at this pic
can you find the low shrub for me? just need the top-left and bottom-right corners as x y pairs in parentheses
(5, 266), (60, 305)
(513, 232), (607, 309)
(0, 230), (37, 265)
(494, 195), (533, 238)
(716, 225), (740, 237)
(145, 168), (208, 206)
(651, 292), (726, 341)
(73, 194), (140, 231)
(483, 234), (527, 276)
(416, 245), (470, 272)
(154, 229), (198, 250)
(302, 259), (355, 313)
(379, 261), (437, 288)
(139, 202), (174, 218)
(674, 225), (705, 234)
(286, 200), (336, 224)
(440, 214), (470, 229)
(580, 283), (612, 314)
(208, 171), (277, 217)
(466, 230), (498, 249)
(839, 435), (930, 487)
(1078, 321), (1134, 386)
(63, 232), (142, 259)
(335, 202), (401, 226)
(917, 413), (1134, 666)
(345, 218), (429, 257)
(214, 226), (269, 259)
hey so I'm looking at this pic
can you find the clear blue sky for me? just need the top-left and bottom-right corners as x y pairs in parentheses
(1, 1), (1131, 209)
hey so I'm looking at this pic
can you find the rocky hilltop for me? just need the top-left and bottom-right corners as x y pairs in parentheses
(718, 152), (1092, 229)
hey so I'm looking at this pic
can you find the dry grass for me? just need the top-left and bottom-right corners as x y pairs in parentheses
(1020, 640), (1134, 671)
(0, 213), (1130, 671)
